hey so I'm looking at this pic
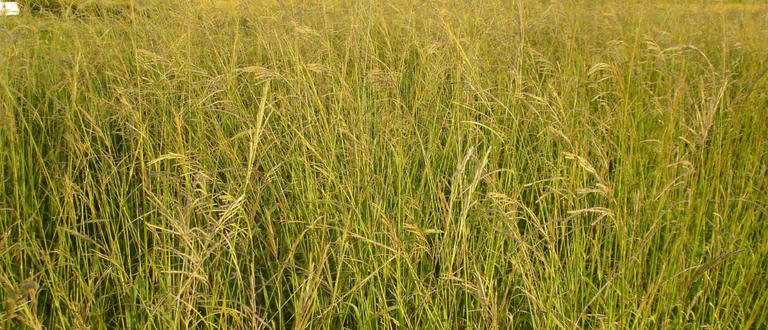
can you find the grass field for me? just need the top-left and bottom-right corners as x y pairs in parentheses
(1, 0), (767, 329)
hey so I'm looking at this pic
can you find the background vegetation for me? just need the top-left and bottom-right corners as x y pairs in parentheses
(1, 0), (767, 328)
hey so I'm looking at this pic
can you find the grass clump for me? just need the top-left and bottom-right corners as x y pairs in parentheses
(1, 0), (767, 329)
(20, 0), (146, 18)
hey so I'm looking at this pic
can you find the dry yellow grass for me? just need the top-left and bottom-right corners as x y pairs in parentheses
(656, 1), (768, 14)
(2, 0), (767, 328)
(190, 0), (282, 12)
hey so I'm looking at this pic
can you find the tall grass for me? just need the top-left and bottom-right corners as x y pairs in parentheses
(1, 0), (767, 329)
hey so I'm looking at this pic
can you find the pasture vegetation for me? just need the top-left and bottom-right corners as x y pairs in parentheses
(1, 0), (767, 328)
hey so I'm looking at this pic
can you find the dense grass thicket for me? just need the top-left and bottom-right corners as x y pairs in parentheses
(1, 0), (767, 328)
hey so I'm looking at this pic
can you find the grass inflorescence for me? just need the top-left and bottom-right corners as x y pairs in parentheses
(1, 0), (767, 329)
